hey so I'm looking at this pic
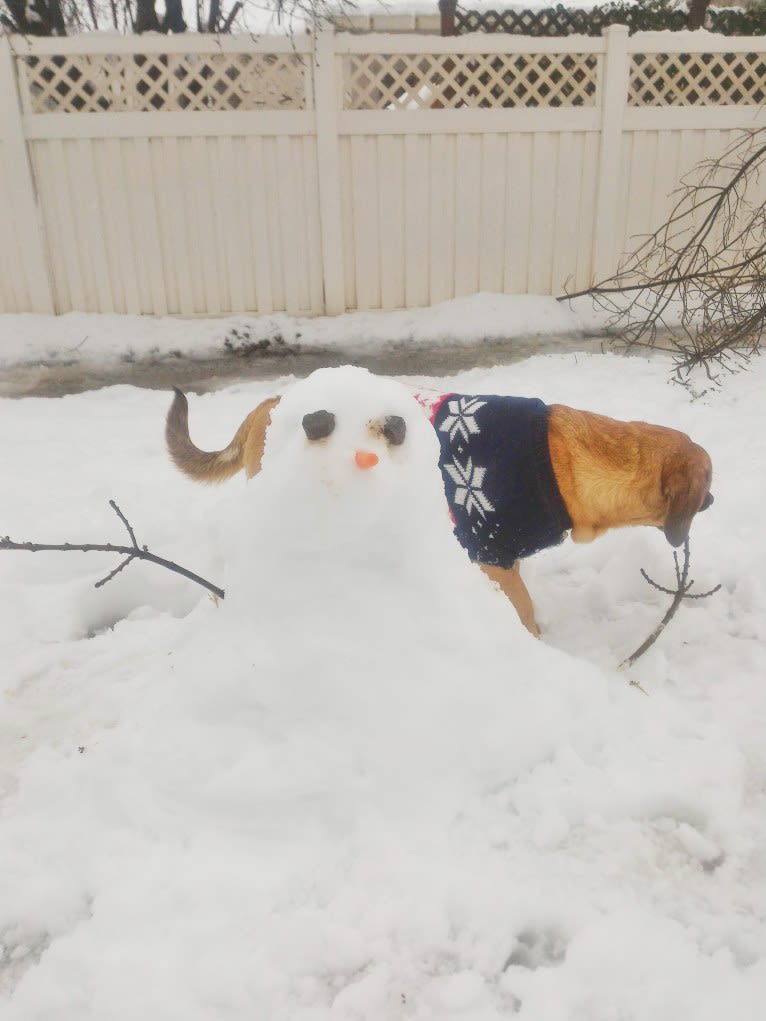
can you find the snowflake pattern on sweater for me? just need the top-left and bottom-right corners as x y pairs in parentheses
(415, 391), (572, 568)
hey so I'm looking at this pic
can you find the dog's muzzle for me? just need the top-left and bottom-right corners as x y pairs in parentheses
(700, 492), (714, 512)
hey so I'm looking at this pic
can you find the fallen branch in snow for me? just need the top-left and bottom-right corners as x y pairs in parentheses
(620, 539), (721, 675)
(1, 500), (225, 601)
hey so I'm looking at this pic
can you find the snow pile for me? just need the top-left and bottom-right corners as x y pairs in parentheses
(218, 368), (599, 806)
(0, 294), (608, 371)
(1, 357), (765, 1019)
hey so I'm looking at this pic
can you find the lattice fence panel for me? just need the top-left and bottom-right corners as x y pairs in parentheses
(343, 52), (598, 109)
(453, 6), (750, 36)
(18, 52), (307, 113)
(455, 8), (614, 36)
(629, 52), (766, 106)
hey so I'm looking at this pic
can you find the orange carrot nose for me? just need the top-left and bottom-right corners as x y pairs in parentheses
(355, 450), (379, 470)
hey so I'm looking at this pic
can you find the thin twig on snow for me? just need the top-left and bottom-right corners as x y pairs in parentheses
(620, 539), (720, 675)
(1, 499), (224, 601)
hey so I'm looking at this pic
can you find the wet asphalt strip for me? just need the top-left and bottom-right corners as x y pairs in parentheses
(0, 333), (613, 399)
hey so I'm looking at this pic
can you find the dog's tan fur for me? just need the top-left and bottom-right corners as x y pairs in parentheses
(547, 405), (712, 548)
(478, 562), (542, 637)
(166, 390), (712, 636)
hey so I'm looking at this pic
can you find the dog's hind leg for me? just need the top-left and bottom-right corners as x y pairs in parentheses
(480, 562), (540, 637)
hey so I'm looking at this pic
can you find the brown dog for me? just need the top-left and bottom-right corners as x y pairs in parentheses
(166, 387), (712, 636)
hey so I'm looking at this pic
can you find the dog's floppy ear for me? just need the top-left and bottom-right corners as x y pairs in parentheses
(661, 447), (713, 547)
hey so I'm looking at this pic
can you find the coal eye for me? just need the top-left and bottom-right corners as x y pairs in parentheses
(302, 410), (335, 441)
(383, 415), (406, 446)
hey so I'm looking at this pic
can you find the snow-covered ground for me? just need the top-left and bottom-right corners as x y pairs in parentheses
(1, 301), (765, 1020)
(0, 293), (605, 371)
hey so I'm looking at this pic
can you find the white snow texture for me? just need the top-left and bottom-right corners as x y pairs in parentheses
(1, 341), (765, 1020)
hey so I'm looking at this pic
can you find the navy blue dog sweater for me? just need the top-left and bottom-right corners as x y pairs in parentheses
(420, 393), (573, 568)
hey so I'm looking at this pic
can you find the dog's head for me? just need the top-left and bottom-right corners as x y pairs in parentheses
(661, 444), (714, 546)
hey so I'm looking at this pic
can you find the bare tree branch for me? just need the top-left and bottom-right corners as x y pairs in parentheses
(563, 128), (766, 379)
(619, 539), (720, 671)
(95, 552), (136, 588)
(1, 500), (224, 601)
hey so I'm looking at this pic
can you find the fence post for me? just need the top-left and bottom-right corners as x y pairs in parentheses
(0, 36), (55, 314)
(313, 26), (346, 316)
(592, 23), (630, 283)
(439, 0), (457, 36)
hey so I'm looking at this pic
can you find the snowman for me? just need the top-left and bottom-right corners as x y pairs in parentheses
(205, 366), (578, 803)
(221, 366), (520, 632)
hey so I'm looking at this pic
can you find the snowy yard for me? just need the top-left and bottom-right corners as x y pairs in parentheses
(1, 300), (765, 1019)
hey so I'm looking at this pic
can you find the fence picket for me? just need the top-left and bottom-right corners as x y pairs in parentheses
(75, 137), (115, 312)
(378, 135), (405, 310)
(455, 135), (482, 298)
(314, 26), (346, 316)
(573, 135), (599, 292)
(551, 132), (583, 295)
(478, 134), (506, 294)
(593, 24), (630, 281)
(247, 137), (275, 315)
(528, 132), (557, 293)
(157, 137), (194, 316)
(429, 134), (456, 305)
(504, 133), (533, 294)
(0, 36), (54, 313)
(403, 134), (430, 309)
(106, 138), (142, 314)
(350, 135), (381, 311)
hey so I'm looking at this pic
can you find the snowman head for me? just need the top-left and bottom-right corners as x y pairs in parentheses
(245, 366), (448, 557)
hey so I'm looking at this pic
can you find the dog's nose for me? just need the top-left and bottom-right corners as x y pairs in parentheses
(355, 450), (379, 470)
(701, 492), (714, 511)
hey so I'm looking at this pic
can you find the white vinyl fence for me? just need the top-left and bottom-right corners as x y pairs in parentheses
(1, 25), (765, 316)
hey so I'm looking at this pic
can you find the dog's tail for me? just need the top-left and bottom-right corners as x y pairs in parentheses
(166, 388), (278, 483)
